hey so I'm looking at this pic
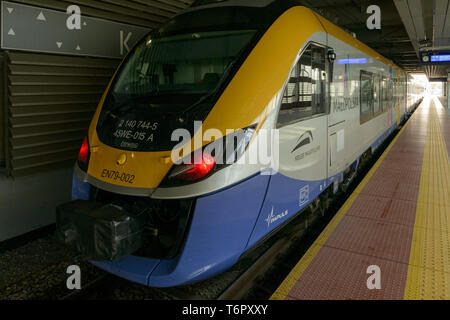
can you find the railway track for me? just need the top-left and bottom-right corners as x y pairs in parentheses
(218, 230), (301, 300)
(60, 274), (111, 300)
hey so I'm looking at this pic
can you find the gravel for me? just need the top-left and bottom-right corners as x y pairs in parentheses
(0, 232), (269, 300)
(0, 235), (105, 300)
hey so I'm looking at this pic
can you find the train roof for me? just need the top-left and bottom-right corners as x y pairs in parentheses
(184, 0), (405, 74)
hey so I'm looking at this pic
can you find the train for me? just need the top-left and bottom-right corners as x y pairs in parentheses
(56, 0), (424, 287)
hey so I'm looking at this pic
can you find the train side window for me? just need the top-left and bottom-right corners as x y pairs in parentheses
(388, 79), (393, 110)
(277, 43), (327, 127)
(393, 80), (397, 109)
(381, 78), (388, 112)
(360, 70), (373, 123)
(373, 75), (381, 115)
(311, 45), (327, 114)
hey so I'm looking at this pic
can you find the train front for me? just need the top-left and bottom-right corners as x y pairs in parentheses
(55, 3), (288, 287)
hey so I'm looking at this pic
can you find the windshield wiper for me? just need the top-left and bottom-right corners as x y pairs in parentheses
(98, 93), (135, 127)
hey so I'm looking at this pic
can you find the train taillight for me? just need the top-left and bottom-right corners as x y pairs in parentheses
(77, 137), (90, 171)
(161, 125), (256, 187)
(168, 151), (216, 182)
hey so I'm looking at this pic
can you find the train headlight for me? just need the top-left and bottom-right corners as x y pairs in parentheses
(77, 137), (90, 172)
(161, 125), (256, 187)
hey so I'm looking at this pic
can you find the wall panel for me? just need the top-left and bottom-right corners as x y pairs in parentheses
(6, 52), (119, 176)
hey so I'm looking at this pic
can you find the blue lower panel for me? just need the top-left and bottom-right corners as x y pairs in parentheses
(246, 173), (328, 249)
(91, 256), (160, 285)
(72, 174), (90, 200)
(87, 173), (270, 287)
(148, 173), (270, 287)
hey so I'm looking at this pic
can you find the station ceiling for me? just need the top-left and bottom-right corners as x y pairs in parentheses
(188, 0), (445, 80)
(67, 0), (443, 80)
(300, 0), (450, 81)
(300, 0), (419, 71)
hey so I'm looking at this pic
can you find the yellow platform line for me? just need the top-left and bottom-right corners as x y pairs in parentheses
(404, 98), (450, 300)
(270, 112), (414, 300)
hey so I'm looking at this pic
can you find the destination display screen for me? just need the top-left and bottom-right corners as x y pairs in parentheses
(430, 54), (450, 62)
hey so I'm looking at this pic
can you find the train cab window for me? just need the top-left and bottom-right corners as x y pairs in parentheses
(112, 30), (257, 97)
(277, 43), (327, 127)
(360, 70), (373, 123)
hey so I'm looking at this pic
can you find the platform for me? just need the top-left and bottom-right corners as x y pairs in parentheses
(271, 96), (450, 300)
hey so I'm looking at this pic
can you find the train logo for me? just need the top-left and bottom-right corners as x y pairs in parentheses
(291, 130), (313, 153)
(265, 207), (289, 227)
(299, 185), (310, 207)
(291, 130), (320, 162)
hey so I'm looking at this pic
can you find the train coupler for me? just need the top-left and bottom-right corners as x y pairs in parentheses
(56, 200), (144, 261)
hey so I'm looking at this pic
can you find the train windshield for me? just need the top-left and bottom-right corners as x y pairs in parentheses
(96, 5), (280, 152)
(111, 29), (257, 99)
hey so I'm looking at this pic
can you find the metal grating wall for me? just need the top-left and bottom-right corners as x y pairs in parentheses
(0, 53), (5, 167)
(3, 0), (193, 176)
(6, 52), (119, 177)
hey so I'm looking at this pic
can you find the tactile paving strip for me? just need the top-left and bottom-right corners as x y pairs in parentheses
(436, 98), (450, 157)
(404, 100), (450, 299)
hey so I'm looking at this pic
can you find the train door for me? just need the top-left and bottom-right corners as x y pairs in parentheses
(247, 42), (330, 247)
